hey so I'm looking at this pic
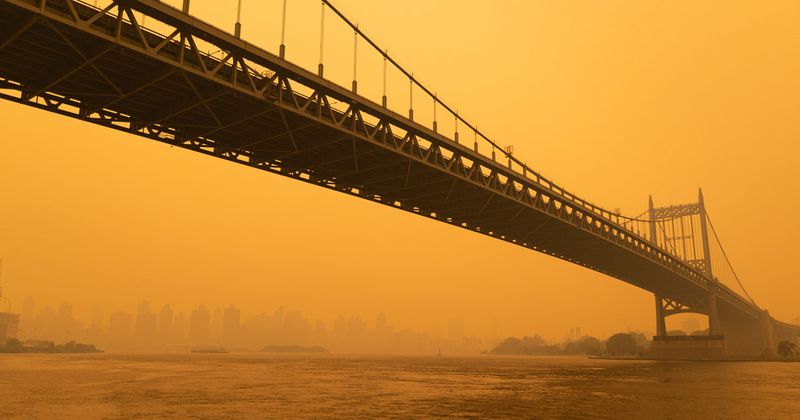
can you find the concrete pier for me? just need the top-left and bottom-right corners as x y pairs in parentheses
(650, 335), (727, 359)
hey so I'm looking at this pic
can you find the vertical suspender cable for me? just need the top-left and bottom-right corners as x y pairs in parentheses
(352, 25), (358, 93)
(454, 113), (459, 143)
(235, 0), (242, 38)
(279, 0), (287, 58)
(318, 0), (667, 232)
(318, 1), (325, 77)
(433, 96), (437, 132)
(670, 217), (676, 256)
(381, 51), (387, 107)
(690, 213), (697, 261)
(408, 76), (413, 120)
(680, 216), (687, 260)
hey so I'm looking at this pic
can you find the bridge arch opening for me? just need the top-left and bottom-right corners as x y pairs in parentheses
(663, 313), (710, 336)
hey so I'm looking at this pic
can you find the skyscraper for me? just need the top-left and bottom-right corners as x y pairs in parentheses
(0, 312), (19, 341)
(189, 305), (211, 344)
(134, 301), (157, 346)
(222, 305), (240, 346)
(173, 312), (186, 342)
(21, 297), (34, 339)
(56, 302), (80, 342)
(158, 304), (174, 343)
(108, 311), (133, 346)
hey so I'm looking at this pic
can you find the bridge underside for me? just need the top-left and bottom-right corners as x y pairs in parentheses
(0, 0), (773, 337)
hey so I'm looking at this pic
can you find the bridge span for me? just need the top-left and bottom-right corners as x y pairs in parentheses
(0, 0), (796, 356)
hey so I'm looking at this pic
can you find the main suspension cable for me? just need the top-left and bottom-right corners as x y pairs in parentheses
(320, 0), (646, 226)
(704, 211), (757, 305)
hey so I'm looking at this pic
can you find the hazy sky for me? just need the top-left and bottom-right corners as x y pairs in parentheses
(1, 0), (799, 340)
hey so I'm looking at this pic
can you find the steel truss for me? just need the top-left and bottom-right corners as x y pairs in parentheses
(0, 0), (761, 319)
(660, 295), (708, 316)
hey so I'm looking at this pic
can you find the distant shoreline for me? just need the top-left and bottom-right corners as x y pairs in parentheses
(589, 355), (800, 363)
(261, 345), (327, 354)
(0, 339), (102, 354)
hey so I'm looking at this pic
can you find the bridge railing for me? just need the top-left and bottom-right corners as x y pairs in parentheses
(68, 0), (649, 232)
(70, 0), (652, 227)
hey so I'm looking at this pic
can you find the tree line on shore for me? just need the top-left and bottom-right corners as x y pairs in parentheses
(489, 332), (648, 357)
(491, 334), (800, 359)
(777, 340), (797, 358)
(0, 338), (101, 353)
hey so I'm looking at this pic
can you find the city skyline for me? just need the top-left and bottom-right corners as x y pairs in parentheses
(13, 295), (501, 354)
(12, 293), (747, 355)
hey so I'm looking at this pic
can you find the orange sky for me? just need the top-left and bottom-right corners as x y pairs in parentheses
(1, 0), (799, 341)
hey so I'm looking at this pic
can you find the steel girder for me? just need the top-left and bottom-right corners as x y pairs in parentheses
(0, 0), (762, 320)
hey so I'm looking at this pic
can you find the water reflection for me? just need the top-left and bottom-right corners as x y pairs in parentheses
(1, 354), (798, 418)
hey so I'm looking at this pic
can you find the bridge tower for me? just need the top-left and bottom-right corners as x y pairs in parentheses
(649, 189), (720, 338)
(697, 189), (722, 336)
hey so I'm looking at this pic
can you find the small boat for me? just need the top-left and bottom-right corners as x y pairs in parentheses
(436, 348), (443, 357)
(191, 346), (228, 354)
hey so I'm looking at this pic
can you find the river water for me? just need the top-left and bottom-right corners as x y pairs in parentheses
(1, 353), (798, 419)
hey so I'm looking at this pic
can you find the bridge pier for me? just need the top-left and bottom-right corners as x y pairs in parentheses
(760, 310), (777, 352)
(654, 294), (667, 337)
(651, 293), (728, 359)
(717, 307), (769, 356)
(714, 306), (800, 357)
(653, 292), (798, 358)
(707, 290), (721, 335)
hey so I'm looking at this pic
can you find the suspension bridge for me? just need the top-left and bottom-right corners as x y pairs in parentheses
(0, 0), (796, 357)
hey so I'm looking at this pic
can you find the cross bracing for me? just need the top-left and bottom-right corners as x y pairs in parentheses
(0, 0), (792, 333)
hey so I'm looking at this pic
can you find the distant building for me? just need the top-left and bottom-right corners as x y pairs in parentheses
(173, 313), (187, 341)
(108, 311), (133, 341)
(211, 306), (224, 338)
(135, 301), (157, 344)
(189, 305), (211, 344)
(222, 305), (240, 345)
(158, 304), (174, 342)
(21, 298), (34, 338)
(0, 312), (20, 341)
(34, 306), (57, 340)
(56, 302), (81, 341)
(313, 320), (328, 346)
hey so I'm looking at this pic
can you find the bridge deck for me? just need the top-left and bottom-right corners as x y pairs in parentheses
(0, 0), (762, 320)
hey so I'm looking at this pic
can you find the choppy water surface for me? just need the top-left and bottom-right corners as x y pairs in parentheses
(1, 353), (799, 419)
